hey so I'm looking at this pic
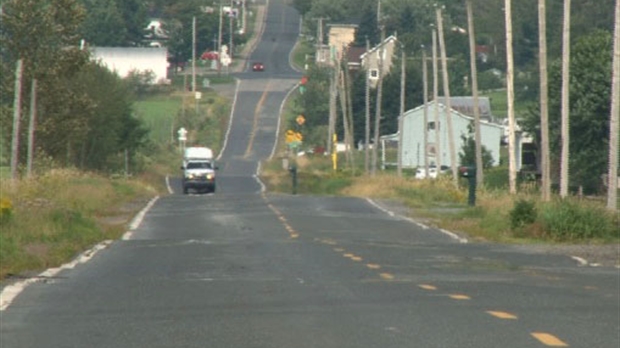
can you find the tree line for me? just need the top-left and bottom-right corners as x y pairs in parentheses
(291, 0), (619, 209)
(0, 0), (150, 175)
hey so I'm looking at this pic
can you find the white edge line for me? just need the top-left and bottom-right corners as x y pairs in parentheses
(365, 198), (468, 244)
(122, 196), (160, 240)
(254, 162), (267, 193)
(166, 174), (173, 194)
(571, 256), (589, 267)
(217, 78), (241, 161)
(0, 240), (113, 311)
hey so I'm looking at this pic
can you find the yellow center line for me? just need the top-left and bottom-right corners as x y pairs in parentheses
(343, 253), (355, 259)
(333, 248), (345, 252)
(350, 256), (363, 262)
(290, 233), (299, 239)
(531, 332), (568, 347)
(419, 284), (437, 291)
(486, 311), (518, 320)
(244, 81), (272, 158)
(448, 294), (471, 300)
(366, 264), (381, 269)
(380, 273), (395, 280)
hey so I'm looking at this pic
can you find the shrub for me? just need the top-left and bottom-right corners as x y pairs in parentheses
(540, 200), (618, 241)
(509, 199), (537, 230)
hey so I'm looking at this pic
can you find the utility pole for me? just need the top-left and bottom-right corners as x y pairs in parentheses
(192, 16), (196, 94)
(328, 51), (337, 155)
(539, 0), (551, 202)
(218, 3), (223, 75)
(436, 6), (458, 186)
(422, 45), (430, 175)
(371, 25), (386, 176)
(27, 79), (37, 177)
(397, 43), (406, 177)
(505, 0), (518, 195)
(560, 0), (572, 198)
(229, 0), (234, 59)
(466, 0), (484, 186)
(10, 59), (23, 180)
(365, 38), (371, 175)
(607, 0), (620, 211)
(432, 27), (441, 171)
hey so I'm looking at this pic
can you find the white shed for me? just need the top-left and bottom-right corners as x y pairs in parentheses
(382, 100), (504, 169)
(90, 47), (169, 84)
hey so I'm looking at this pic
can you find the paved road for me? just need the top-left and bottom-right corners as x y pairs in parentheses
(1, 1), (619, 347)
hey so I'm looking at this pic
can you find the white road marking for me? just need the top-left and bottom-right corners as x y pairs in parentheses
(366, 198), (468, 243)
(122, 196), (160, 240)
(0, 240), (112, 311)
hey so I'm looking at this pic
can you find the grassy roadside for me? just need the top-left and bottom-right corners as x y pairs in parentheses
(259, 155), (619, 245)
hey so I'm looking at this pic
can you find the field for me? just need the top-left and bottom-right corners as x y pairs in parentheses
(134, 95), (183, 146)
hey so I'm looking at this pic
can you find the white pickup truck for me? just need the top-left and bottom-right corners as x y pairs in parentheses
(181, 147), (217, 194)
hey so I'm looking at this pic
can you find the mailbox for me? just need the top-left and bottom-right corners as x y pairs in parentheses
(459, 166), (476, 178)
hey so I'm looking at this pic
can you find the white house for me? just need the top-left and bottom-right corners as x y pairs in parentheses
(90, 47), (169, 84)
(381, 100), (504, 169)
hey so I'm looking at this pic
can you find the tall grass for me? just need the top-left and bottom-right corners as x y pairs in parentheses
(0, 169), (157, 279)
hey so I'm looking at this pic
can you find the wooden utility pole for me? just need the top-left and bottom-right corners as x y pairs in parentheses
(192, 16), (196, 93)
(539, 0), (551, 202)
(397, 43), (406, 177)
(560, 0), (572, 198)
(10, 59), (23, 180)
(344, 52), (356, 173)
(365, 38), (371, 175)
(607, 0), (620, 211)
(328, 57), (337, 155)
(27, 79), (37, 178)
(218, 3), (223, 75)
(422, 46), (430, 174)
(337, 63), (352, 167)
(436, 6), (458, 185)
(229, 0), (234, 58)
(432, 28), (441, 170)
(371, 26), (386, 176)
(466, 0), (484, 185)
(505, 0), (518, 194)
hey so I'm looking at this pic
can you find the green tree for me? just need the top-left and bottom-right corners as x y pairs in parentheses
(459, 122), (494, 168)
(79, 0), (149, 46)
(522, 30), (614, 193)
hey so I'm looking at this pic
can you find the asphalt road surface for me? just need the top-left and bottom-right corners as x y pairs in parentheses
(1, 1), (618, 347)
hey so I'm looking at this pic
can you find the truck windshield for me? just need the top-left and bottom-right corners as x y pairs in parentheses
(187, 162), (212, 169)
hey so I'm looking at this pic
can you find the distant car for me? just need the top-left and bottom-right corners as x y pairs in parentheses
(252, 62), (264, 71)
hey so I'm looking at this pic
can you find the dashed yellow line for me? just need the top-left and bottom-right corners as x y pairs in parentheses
(380, 273), (395, 281)
(350, 256), (363, 262)
(486, 311), (518, 320)
(419, 284), (437, 291)
(448, 294), (471, 300)
(366, 264), (381, 270)
(333, 248), (344, 252)
(531, 332), (568, 347)
(343, 253), (355, 258)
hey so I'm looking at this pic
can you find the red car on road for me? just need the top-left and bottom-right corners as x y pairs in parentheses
(252, 62), (264, 71)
